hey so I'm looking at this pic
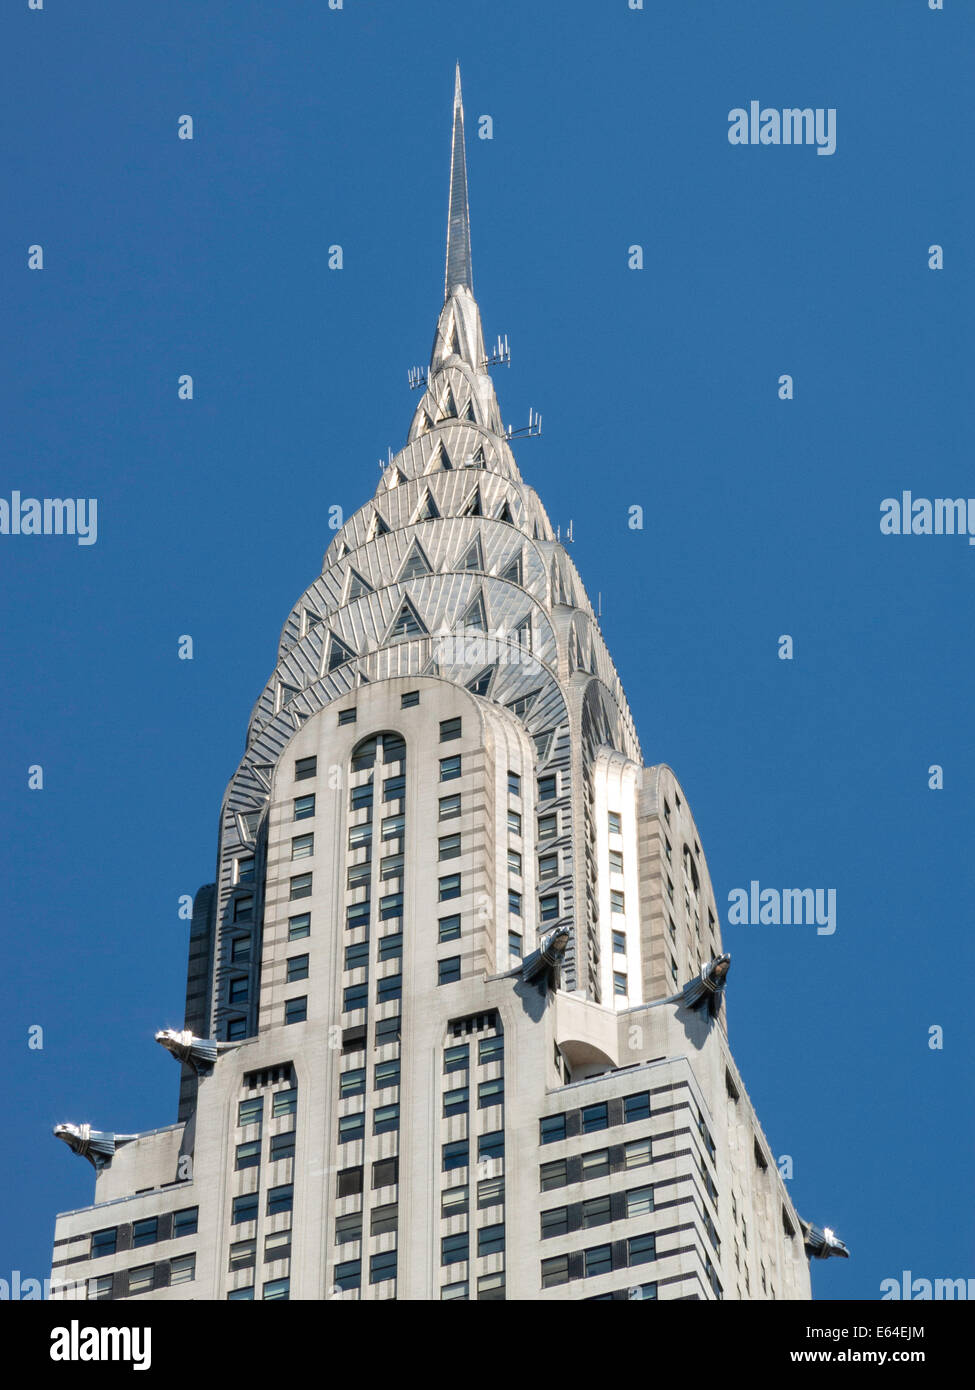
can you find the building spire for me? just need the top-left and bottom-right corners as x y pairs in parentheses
(445, 63), (473, 299)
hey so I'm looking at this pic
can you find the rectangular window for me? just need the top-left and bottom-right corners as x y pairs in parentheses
(507, 809), (522, 834)
(375, 1015), (401, 1046)
(508, 930), (523, 960)
(382, 775), (405, 802)
(508, 890), (522, 916)
(609, 848), (623, 873)
(443, 1086), (469, 1117)
(378, 931), (402, 962)
(442, 1140), (469, 1172)
(539, 1159), (568, 1191)
(294, 793), (315, 820)
(507, 771), (521, 796)
(335, 1212), (362, 1245)
(478, 1224), (505, 1257)
(441, 1233), (469, 1266)
(624, 1092), (651, 1123)
(374, 1059), (400, 1090)
(288, 912), (310, 941)
(289, 873), (312, 901)
(538, 812), (558, 838)
(538, 852), (558, 880)
(127, 1265), (154, 1295)
(372, 1157), (398, 1189)
(538, 774), (557, 801)
(439, 874), (461, 902)
(540, 1115), (566, 1145)
(238, 1097), (263, 1130)
(226, 1017), (247, 1041)
(287, 954), (309, 983)
(235, 1140), (261, 1171)
(337, 1166), (362, 1197)
(333, 1260), (360, 1291)
(628, 1232), (656, 1266)
(477, 1176), (504, 1209)
(401, 690), (420, 708)
(612, 930), (626, 956)
(170, 1254), (195, 1285)
(582, 1195), (611, 1228)
(478, 1033), (503, 1065)
(478, 1078), (504, 1109)
(339, 1067), (365, 1098)
(541, 1255), (569, 1289)
(369, 1247), (398, 1281)
(607, 810), (621, 834)
(581, 1149), (611, 1180)
(439, 754), (461, 782)
(172, 1207), (198, 1238)
(380, 852), (403, 880)
(539, 892), (559, 921)
(540, 1207), (568, 1239)
(377, 973), (402, 1003)
(584, 1244), (612, 1278)
(441, 1186), (468, 1217)
(478, 1131), (504, 1162)
(439, 794), (461, 820)
(343, 983), (367, 1012)
(132, 1218), (158, 1248)
(295, 755), (317, 781)
(284, 996), (307, 1025)
(440, 717), (462, 742)
(231, 937), (251, 964)
(379, 892), (403, 920)
(90, 1228), (117, 1259)
(229, 977), (249, 1005)
(438, 956), (461, 985)
(344, 939), (369, 970)
(613, 971), (627, 996)
(232, 1193), (258, 1225)
(507, 849), (522, 874)
(267, 1185), (294, 1218)
(87, 1275), (113, 1301)
(270, 1131), (295, 1163)
(438, 914), (461, 943)
(441, 1280), (468, 1301)
(350, 783), (373, 812)
(229, 1238), (256, 1271)
(272, 1089), (297, 1119)
(581, 1102), (608, 1133)
(610, 889), (625, 914)
(369, 1200), (395, 1234)
(380, 812), (404, 840)
(444, 1043), (469, 1073)
(235, 856), (255, 885)
(373, 1103), (399, 1135)
(338, 1113), (365, 1144)
(338, 708), (356, 726)
(347, 861), (370, 889)
(233, 895), (253, 924)
(626, 1185), (655, 1217)
(265, 1230), (292, 1264)
(439, 833), (462, 861)
(477, 1272), (505, 1301)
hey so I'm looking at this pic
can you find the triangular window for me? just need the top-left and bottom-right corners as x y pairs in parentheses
(398, 539), (433, 581)
(506, 688), (540, 719)
(514, 616), (533, 652)
(386, 466), (407, 488)
(416, 409), (434, 435)
(499, 551), (522, 585)
(533, 731), (553, 764)
(496, 500), (514, 524)
(412, 489), (441, 523)
(463, 397), (477, 423)
(346, 568), (374, 601)
(438, 386), (458, 421)
(427, 441), (452, 473)
(467, 445), (486, 468)
(458, 537), (484, 571)
(277, 683), (299, 711)
(466, 666), (496, 697)
(461, 487), (482, 518)
(461, 591), (488, 632)
(369, 511), (391, 540)
(326, 633), (357, 673)
(447, 318), (462, 357)
(302, 610), (322, 636)
(335, 541), (348, 558)
(387, 599), (428, 640)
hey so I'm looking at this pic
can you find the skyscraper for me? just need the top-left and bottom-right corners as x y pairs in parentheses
(50, 69), (844, 1302)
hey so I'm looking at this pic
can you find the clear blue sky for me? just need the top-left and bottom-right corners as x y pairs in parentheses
(2, 0), (972, 1300)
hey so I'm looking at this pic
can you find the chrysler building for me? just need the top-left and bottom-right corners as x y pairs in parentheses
(50, 69), (845, 1302)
